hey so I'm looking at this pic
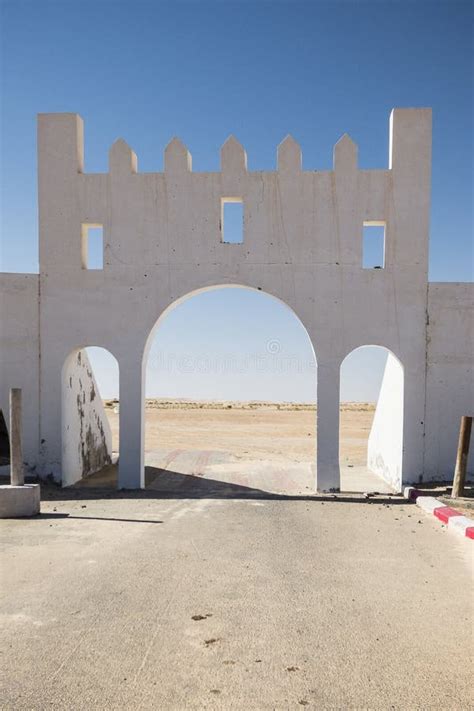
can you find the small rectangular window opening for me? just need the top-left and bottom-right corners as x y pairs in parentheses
(221, 199), (243, 244)
(81, 224), (104, 269)
(363, 222), (385, 269)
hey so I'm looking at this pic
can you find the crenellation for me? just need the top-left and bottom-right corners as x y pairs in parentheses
(333, 133), (358, 174)
(220, 135), (247, 175)
(109, 138), (138, 175)
(277, 135), (302, 173)
(164, 137), (192, 174)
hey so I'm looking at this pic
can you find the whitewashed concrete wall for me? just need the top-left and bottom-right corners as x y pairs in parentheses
(424, 283), (474, 481)
(61, 349), (112, 486)
(367, 353), (404, 490)
(0, 108), (472, 491)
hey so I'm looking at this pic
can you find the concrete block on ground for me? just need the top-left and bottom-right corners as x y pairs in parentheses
(433, 506), (462, 523)
(448, 514), (474, 537)
(0, 484), (40, 518)
(416, 496), (447, 514)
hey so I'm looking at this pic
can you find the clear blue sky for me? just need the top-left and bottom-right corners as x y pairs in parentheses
(1, 1), (472, 401)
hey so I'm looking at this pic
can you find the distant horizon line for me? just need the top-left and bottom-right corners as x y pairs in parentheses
(102, 397), (376, 409)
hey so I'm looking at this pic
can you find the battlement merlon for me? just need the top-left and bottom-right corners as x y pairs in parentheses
(37, 108), (432, 272)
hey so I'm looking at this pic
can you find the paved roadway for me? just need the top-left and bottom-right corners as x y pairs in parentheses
(1, 488), (472, 709)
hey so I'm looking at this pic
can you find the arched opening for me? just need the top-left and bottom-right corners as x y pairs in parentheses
(0, 409), (10, 472)
(143, 286), (317, 496)
(339, 346), (404, 493)
(61, 347), (119, 487)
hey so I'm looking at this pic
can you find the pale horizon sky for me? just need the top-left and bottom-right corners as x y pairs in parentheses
(1, 1), (472, 403)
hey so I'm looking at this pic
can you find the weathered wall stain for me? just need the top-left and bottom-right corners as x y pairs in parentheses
(62, 350), (112, 486)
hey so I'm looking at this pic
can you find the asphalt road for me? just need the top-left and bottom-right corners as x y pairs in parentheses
(1, 490), (472, 709)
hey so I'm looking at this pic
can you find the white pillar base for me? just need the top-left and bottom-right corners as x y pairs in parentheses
(0, 484), (41, 518)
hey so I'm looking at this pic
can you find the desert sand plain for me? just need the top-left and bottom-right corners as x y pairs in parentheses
(88, 401), (387, 494)
(105, 400), (374, 467)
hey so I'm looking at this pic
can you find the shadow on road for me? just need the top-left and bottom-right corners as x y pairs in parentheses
(33, 513), (164, 524)
(34, 466), (407, 505)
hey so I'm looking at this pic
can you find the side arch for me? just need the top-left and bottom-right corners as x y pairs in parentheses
(61, 347), (118, 486)
(340, 345), (404, 492)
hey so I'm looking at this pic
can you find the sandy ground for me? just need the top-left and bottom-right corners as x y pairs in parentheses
(1, 491), (472, 710)
(94, 402), (384, 494)
(105, 401), (374, 468)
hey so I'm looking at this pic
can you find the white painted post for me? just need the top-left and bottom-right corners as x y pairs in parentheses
(10, 388), (24, 486)
(316, 363), (341, 491)
(452, 416), (472, 498)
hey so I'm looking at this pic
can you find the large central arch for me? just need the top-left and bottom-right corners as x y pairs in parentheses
(141, 284), (318, 494)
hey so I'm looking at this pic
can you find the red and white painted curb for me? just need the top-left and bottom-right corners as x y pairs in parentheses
(404, 487), (474, 541)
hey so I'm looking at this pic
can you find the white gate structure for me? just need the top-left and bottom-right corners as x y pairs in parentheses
(0, 108), (472, 490)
